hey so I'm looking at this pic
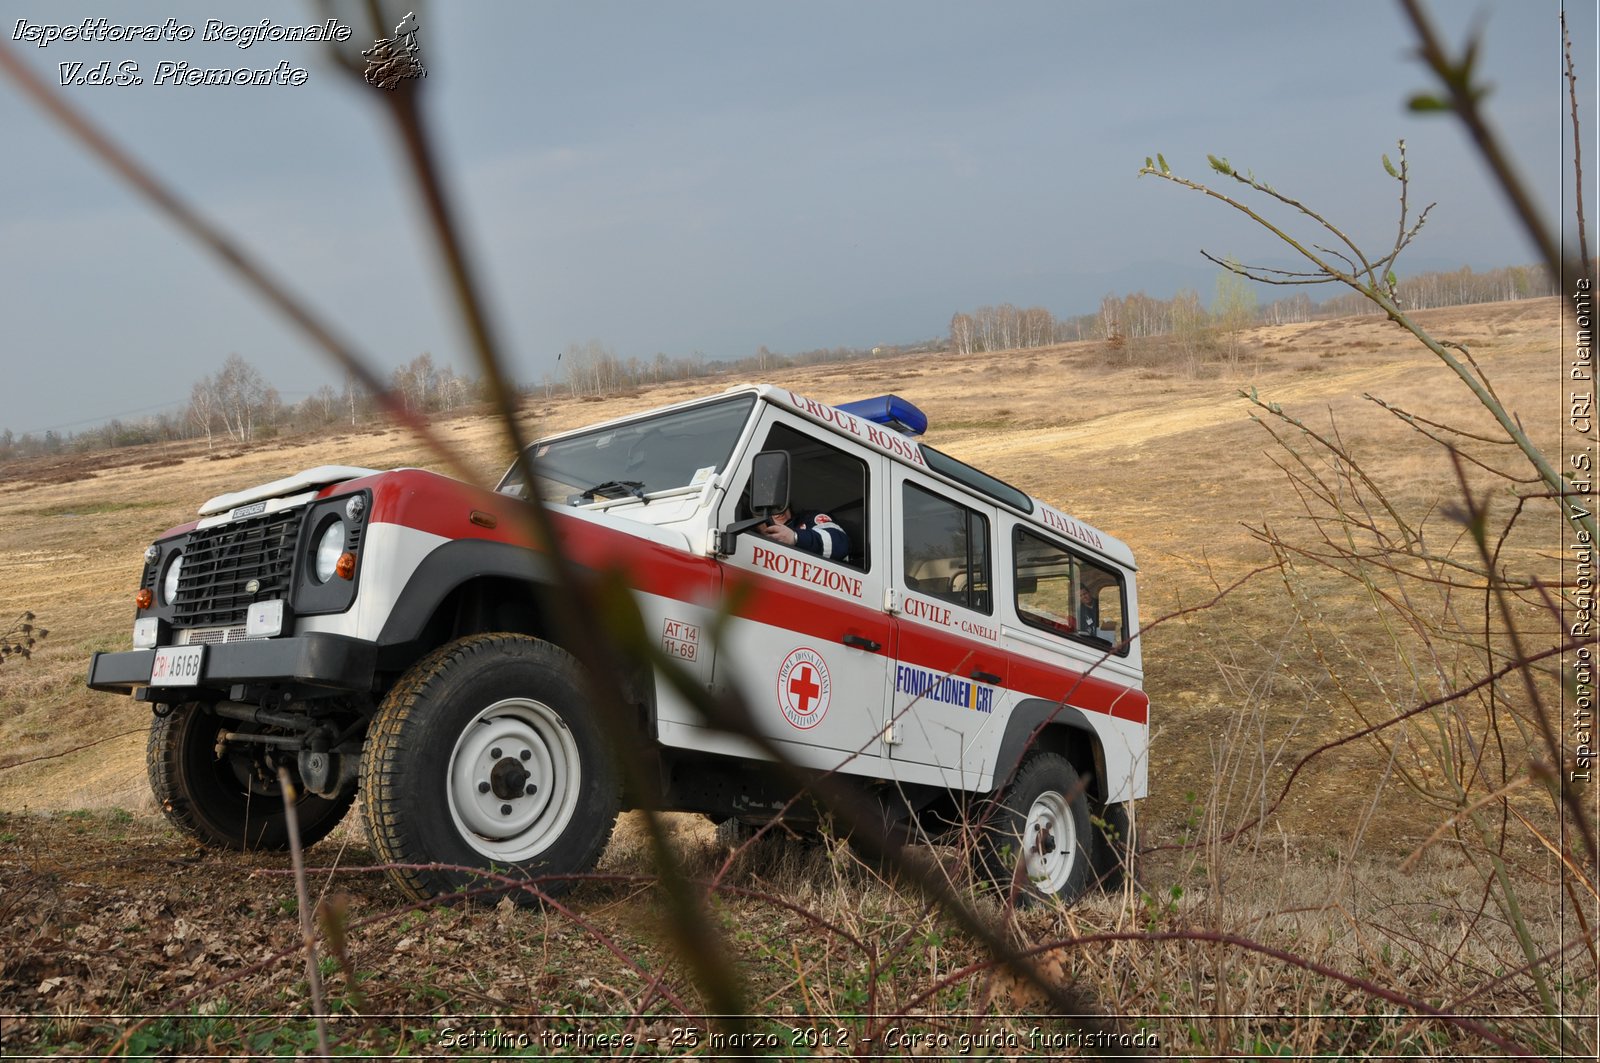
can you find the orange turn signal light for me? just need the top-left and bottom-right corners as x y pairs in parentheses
(335, 552), (357, 581)
(135, 588), (153, 610)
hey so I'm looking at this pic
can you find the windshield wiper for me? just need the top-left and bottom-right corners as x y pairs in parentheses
(569, 479), (647, 504)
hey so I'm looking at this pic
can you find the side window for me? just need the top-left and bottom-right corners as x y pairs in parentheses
(1013, 527), (1127, 653)
(902, 483), (992, 614)
(746, 422), (870, 570)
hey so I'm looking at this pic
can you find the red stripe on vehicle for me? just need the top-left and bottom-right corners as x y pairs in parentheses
(896, 620), (1147, 724)
(719, 567), (1146, 726)
(363, 469), (1146, 724)
(362, 470), (528, 545)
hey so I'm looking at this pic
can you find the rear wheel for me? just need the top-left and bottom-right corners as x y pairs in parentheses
(980, 753), (1092, 904)
(361, 633), (620, 904)
(147, 702), (354, 851)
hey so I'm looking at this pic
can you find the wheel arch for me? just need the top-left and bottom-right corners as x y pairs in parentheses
(376, 540), (558, 663)
(371, 539), (655, 723)
(991, 697), (1110, 806)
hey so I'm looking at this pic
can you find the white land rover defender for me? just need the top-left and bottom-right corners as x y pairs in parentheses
(89, 385), (1147, 902)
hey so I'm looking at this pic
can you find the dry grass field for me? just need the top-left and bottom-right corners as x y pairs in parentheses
(1, 296), (1589, 1057)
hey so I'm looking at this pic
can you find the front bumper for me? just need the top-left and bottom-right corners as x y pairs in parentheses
(87, 633), (377, 699)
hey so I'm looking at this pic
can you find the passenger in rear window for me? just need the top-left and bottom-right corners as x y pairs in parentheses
(1013, 526), (1127, 655)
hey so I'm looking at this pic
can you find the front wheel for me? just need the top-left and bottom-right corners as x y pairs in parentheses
(147, 702), (354, 851)
(361, 633), (621, 904)
(980, 753), (1092, 904)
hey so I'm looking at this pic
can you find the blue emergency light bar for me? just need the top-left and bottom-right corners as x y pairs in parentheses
(834, 394), (928, 436)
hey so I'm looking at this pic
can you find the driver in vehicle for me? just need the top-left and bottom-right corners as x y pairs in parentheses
(758, 505), (850, 560)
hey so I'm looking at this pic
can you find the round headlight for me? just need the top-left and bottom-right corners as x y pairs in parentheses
(314, 521), (346, 583)
(161, 552), (184, 605)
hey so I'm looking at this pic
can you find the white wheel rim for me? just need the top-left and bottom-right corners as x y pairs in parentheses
(447, 697), (581, 862)
(1022, 790), (1078, 894)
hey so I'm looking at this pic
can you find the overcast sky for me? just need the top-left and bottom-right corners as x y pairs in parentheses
(2, 1), (1593, 438)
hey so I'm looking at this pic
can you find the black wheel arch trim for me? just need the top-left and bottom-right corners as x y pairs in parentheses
(991, 696), (1108, 801)
(375, 538), (557, 648)
(370, 539), (656, 727)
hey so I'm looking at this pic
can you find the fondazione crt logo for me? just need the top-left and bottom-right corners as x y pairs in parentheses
(10, 15), (424, 89)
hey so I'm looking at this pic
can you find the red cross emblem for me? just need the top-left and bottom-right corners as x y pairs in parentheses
(777, 648), (831, 729)
(788, 664), (821, 714)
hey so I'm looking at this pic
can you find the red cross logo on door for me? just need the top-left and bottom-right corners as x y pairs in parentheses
(777, 648), (831, 730)
(789, 665), (820, 713)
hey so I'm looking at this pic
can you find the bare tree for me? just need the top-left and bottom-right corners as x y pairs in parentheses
(389, 353), (436, 412)
(1170, 287), (1210, 372)
(1097, 293), (1122, 346)
(214, 353), (268, 443)
(342, 371), (366, 427)
(564, 339), (623, 397)
(948, 312), (975, 354)
(187, 376), (218, 450)
(1211, 264), (1257, 366)
(311, 384), (338, 423)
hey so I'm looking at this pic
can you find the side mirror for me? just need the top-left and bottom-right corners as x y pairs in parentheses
(714, 450), (792, 555)
(749, 450), (790, 514)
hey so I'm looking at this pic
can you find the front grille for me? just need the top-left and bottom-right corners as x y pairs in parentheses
(177, 625), (267, 645)
(172, 506), (303, 628)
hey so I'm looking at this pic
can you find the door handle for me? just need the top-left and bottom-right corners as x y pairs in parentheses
(842, 634), (882, 653)
(970, 669), (1002, 685)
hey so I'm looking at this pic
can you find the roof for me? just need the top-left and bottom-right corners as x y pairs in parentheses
(520, 382), (1135, 569)
(740, 384), (1137, 570)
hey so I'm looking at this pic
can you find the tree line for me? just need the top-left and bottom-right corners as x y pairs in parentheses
(948, 260), (1566, 356)
(0, 335), (930, 462)
(0, 352), (484, 462)
(547, 337), (936, 400)
(0, 259), (1569, 463)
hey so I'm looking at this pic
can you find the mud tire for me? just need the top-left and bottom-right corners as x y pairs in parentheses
(361, 633), (620, 904)
(980, 752), (1093, 905)
(147, 702), (354, 851)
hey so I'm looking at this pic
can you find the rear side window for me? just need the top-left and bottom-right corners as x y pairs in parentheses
(902, 483), (991, 614)
(1013, 527), (1127, 653)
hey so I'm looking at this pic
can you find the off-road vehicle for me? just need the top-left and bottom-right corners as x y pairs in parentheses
(89, 385), (1147, 902)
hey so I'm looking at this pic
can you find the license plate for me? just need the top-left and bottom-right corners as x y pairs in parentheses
(150, 645), (204, 687)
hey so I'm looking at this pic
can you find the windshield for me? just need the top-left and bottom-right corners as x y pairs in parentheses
(498, 393), (757, 504)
